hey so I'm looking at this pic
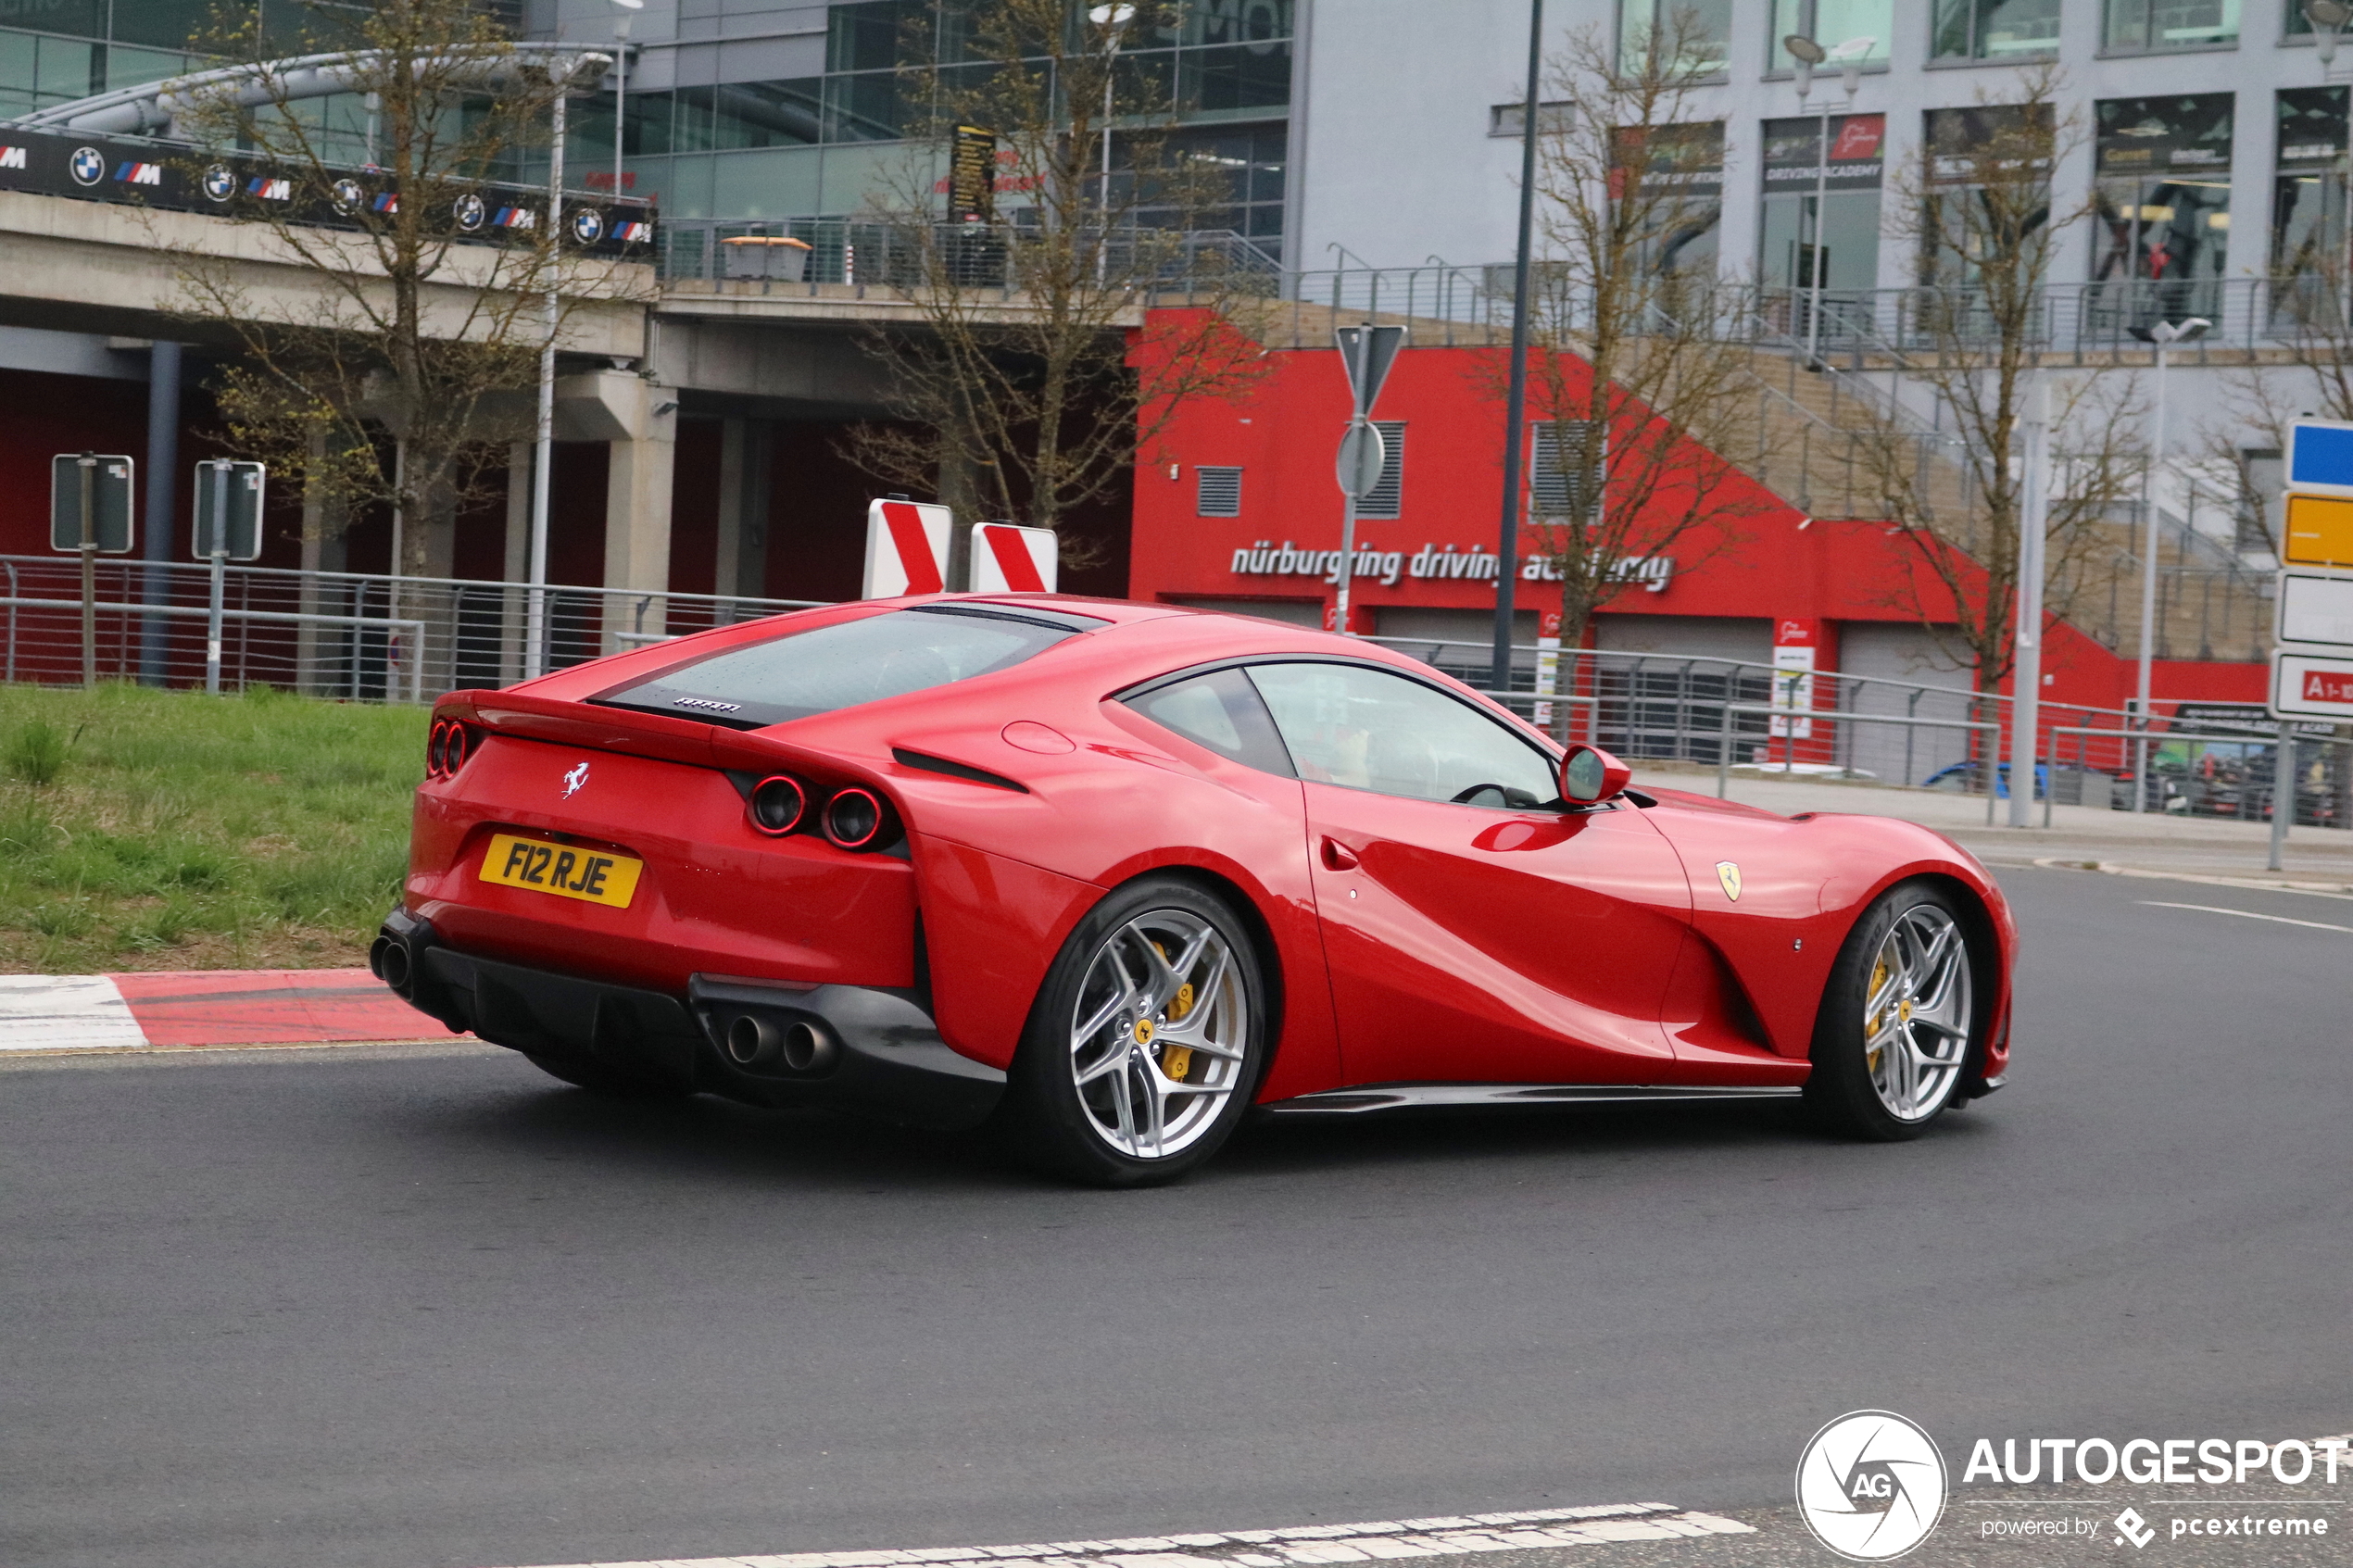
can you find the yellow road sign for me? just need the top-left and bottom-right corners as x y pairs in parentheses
(2282, 494), (2353, 568)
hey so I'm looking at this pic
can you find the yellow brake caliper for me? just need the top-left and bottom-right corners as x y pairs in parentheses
(1866, 958), (1890, 1073)
(1154, 942), (1196, 1083)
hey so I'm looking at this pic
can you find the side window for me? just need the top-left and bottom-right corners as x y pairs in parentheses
(1124, 667), (1296, 777)
(1246, 661), (1558, 808)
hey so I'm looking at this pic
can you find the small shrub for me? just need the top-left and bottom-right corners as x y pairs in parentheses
(6, 720), (72, 787)
(28, 901), (92, 937)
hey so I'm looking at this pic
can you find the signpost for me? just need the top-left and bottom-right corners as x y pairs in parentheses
(50, 452), (136, 688)
(192, 458), (265, 694)
(1329, 322), (1405, 635)
(2264, 418), (2353, 867)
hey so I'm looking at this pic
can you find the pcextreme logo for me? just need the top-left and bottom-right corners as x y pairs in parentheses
(1796, 1410), (1949, 1561)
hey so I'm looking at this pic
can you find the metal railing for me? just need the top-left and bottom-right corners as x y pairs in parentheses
(1715, 706), (2003, 822)
(1257, 265), (2353, 364)
(0, 555), (822, 700)
(656, 217), (1280, 292)
(3, 570), (2340, 826)
(1367, 633), (2348, 824)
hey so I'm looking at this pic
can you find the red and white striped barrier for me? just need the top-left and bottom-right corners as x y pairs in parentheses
(861, 499), (951, 596)
(971, 521), (1059, 594)
(0, 970), (450, 1052)
(861, 501), (1060, 597)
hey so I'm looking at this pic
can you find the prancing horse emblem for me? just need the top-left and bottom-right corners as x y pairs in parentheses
(1716, 860), (1743, 901)
(560, 762), (589, 799)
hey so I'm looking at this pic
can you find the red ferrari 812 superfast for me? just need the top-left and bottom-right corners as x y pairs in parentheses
(376, 595), (2014, 1184)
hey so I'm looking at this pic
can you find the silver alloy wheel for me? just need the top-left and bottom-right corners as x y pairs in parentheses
(1863, 905), (1973, 1122)
(1068, 908), (1249, 1160)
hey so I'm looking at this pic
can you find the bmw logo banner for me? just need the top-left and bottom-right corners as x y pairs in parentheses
(0, 128), (652, 253)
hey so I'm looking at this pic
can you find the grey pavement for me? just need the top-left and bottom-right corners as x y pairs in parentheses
(1644, 763), (2353, 889)
(1, 866), (2347, 1568)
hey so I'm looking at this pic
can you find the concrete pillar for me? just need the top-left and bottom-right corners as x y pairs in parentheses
(605, 431), (674, 651)
(715, 417), (746, 602)
(713, 417), (771, 611)
(552, 368), (677, 654)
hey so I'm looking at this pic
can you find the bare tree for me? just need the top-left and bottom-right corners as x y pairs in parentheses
(1855, 69), (2145, 688)
(163, 0), (642, 576)
(841, 0), (1268, 570)
(1487, 11), (1775, 648)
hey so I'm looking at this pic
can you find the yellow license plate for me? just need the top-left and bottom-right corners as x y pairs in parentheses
(479, 833), (643, 909)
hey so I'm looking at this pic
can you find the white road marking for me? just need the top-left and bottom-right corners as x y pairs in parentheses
(0, 974), (147, 1051)
(2138, 900), (2353, 934)
(484, 1504), (1755, 1568)
(2032, 859), (2353, 903)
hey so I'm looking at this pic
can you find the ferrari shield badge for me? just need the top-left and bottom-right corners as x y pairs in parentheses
(1716, 861), (1743, 901)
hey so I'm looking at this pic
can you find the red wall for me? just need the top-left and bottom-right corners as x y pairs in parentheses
(1128, 324), (2266, 718)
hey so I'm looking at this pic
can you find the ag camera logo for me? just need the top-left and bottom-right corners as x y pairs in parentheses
(1796, 1410), (1948, 1561)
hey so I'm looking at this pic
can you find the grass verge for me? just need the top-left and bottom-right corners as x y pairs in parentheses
(0, 682), (423, 973)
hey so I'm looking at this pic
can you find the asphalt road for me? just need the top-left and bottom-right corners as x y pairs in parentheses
(2, 864), (2347, 1568)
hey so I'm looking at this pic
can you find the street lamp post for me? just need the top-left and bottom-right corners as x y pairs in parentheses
(1088, 5), (1135, 284)
(2131, 315), (2209, 812)
(1781, 25), (1869, 370)
(2008, 376), (2050, 828)
(526, 56), (608, 680)
(1492, 0), (1543, 695)
(611, 0), (642, 199)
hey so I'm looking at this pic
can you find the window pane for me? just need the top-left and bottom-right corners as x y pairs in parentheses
(2106, 0), (2238, 49)
(1184, 0), (1293, 46)
(111, 0), (214, 49)
(825, 71), (903, 142)
(1247, 662), (1557, 806)
(11, 0), (103, 42)
(34, 34), (95, 100)
(1621, 0), (1730, 76)
(1933, 0), (2061, 57)
(2272, 86), (2347, 324)
(1769, 0), (1892, 69)
(713, 78), (823, 147)
(1181, 39), (1290, 114)
(1126, 669), (1295, 776)
(596, 606), (1098, 729)
(827, 0), (922, 73)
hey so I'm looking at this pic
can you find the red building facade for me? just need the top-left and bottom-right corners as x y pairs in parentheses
(1127, 327), (2266, 741)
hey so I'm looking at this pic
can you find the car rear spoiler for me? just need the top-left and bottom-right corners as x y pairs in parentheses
(436, 689), (812, 776)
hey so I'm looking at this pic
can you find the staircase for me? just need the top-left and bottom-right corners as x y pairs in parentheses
(1729, 333), (2273, 664)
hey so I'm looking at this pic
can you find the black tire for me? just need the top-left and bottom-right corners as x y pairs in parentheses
(522, 1051), (691, 1100)
(1804, 880), (1982, 1142)
(993, 876), (1270, 1187)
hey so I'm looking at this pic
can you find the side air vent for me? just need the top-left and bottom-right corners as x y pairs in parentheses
(890, 748), (1028, 793)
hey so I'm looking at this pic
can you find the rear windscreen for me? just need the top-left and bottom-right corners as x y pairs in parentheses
(592, 605), (1098, 729)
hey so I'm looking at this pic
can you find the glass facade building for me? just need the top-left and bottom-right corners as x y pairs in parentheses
(0, 0), (211, 119)
(582, 0), (1295, 245)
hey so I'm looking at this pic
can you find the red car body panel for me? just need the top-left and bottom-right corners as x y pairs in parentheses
(392, 594), (2017, 1110)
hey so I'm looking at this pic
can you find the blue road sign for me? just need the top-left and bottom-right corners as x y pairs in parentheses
(2286, 419), (2353, 497)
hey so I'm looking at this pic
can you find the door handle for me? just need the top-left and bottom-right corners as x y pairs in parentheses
(1320, 836), (1360, 871)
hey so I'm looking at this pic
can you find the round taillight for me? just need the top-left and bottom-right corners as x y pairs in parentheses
(748, 774), (808, 836)
(821, 786), (891, 850)
(427, 721), (449, 777)
(444, 724), (469, 774)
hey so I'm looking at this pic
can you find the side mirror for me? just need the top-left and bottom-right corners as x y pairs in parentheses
(1559, 742), (1632, 805)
